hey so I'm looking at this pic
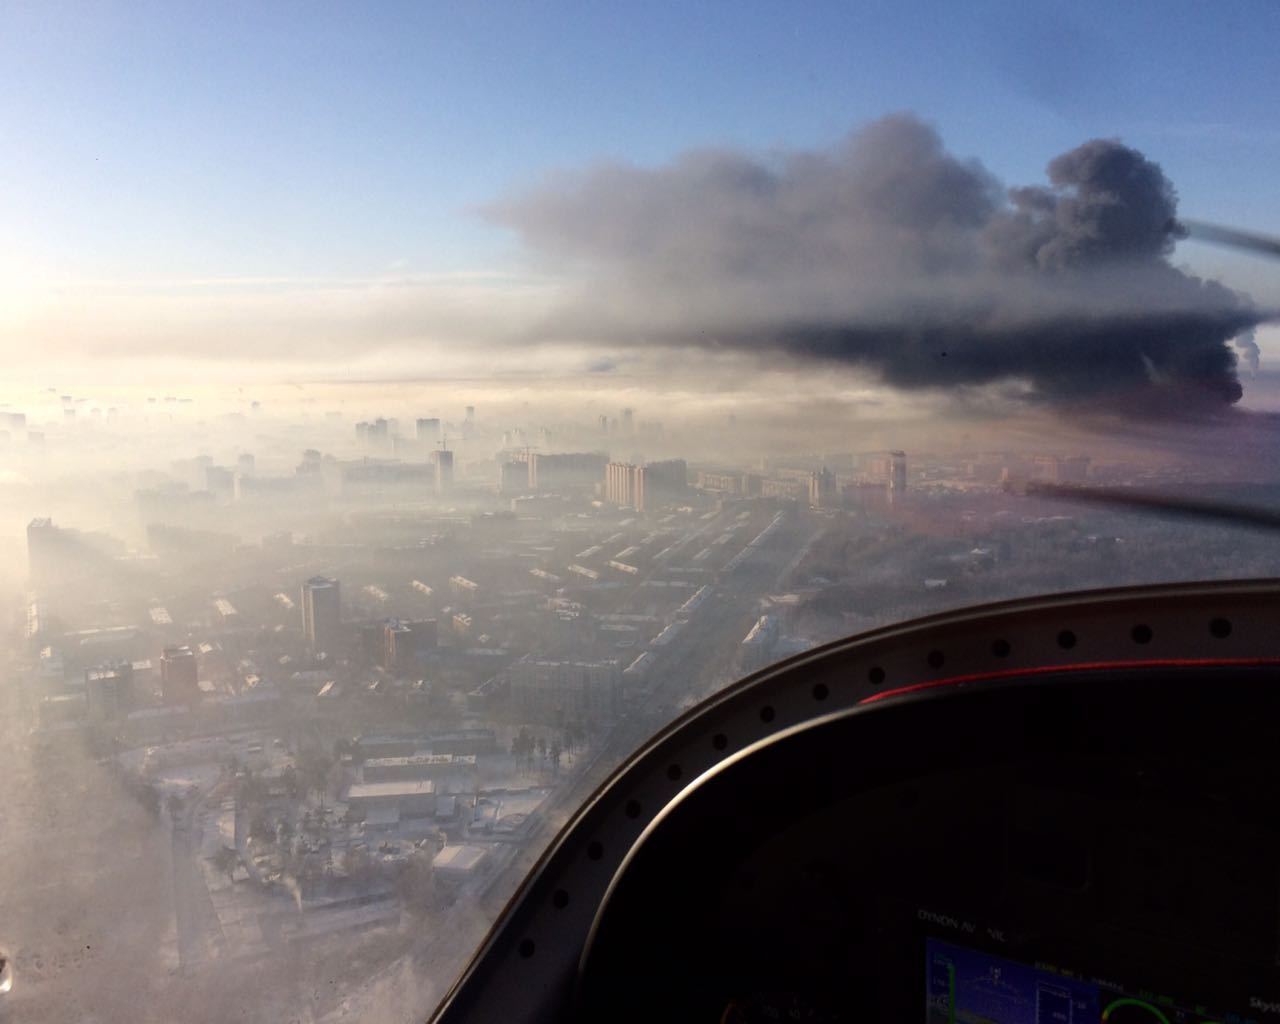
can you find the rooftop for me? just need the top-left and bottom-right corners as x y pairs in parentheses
(364, 754), (475, 769)
(347, 780), (435, 801)
(433, 845), (487, 873)
(361, 806), (401, 827)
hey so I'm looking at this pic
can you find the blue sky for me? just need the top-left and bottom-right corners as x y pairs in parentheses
(1, 0), (1278, 379)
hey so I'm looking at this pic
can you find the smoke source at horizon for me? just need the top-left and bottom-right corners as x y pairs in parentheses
(490, 114), (1269, 418)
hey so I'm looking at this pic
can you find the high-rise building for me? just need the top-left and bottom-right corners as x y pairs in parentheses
(1032, 455), (1090, 485)
(27, 517), (61, 591)
(808, 467), (836, 509)
(383, 618), (437, 676)
(529, 452), (608, 491)
(760, 477), (808, 500)
(160, 645), (199, 704)
(206, 465), (235, 501)
(449, 575), (479, 602)
(383, 620), (414, 674)
(435, 449), (454, 493)
(605, 462), (643, 509)
(25, 517), (109, 600)
(622, 408), (634, 435)
(1031, 455), (1058, 483)
(180, 455), (214, 491)
(499, 461), (527, 494)
(86, 661), (134, 720)
(416, 417), (441, 442)
(359, 621), (383, 664)
(301, 576), (342, 653)
(604, 459), (685, 511)
(414, 618), (438, 651)
(696, 470), (742, 493)
(889, 451), (907, 497)
(638, 459), (688, 510)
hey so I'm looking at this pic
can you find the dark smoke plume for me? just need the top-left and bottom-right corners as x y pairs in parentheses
(489, 114), (1267, 417)
(1234, 328), (1262, 377)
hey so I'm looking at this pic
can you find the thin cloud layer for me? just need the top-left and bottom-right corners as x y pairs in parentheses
(0, 272), (564, 379)
(490, 114), (1267, 417)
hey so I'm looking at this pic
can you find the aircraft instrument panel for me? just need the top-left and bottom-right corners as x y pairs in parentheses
(926, 939), (1244, 1024)
(429, 582), (1280, 1024)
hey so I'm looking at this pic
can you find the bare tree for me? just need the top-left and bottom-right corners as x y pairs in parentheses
(212, 845), (239, 882)
(342, 845), (376, 889)
(397, 851), (435, 914)
(135, 780), (161, 817)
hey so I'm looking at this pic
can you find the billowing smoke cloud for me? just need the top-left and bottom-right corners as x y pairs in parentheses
(987, 138), (1186, 270)
(489, 114), (1268, 417)
(1234, 328), (1261, 377)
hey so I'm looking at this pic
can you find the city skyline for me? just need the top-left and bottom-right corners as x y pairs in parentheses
(7, 382), (1280, 1021)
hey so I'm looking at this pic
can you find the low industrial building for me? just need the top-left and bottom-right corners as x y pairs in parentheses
(346, 779), (436, 818)
(433, 844), (488, 884)
(362, 753), (477, 783)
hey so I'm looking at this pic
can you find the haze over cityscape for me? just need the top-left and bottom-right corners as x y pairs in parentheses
(6, 390), (1280, 1021)
(3, 2), (1280, 1022)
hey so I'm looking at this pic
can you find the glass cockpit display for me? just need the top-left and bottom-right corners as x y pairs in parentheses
(927, 939), (1244, 1024)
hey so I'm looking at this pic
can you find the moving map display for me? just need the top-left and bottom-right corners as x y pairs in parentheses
(926, 939), (1238, 1024)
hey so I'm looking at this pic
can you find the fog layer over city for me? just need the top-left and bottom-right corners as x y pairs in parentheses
(6, 377), (1280, 1021)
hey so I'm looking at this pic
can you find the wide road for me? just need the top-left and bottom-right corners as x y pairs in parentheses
(325, 505), (832, 1021)
(473, 503), (826, 917)
(0, 659), (175, 1021)
(170, 792), (226, 971)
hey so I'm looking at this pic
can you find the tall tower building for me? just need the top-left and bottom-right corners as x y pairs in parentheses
(605, 462), (646, 510)
(529, 452), (608, 491)
(26, 517), (60, 591)
(636, 459), (687, 511)
(435, 449), (454, 493)
(889, 451), (907, 502)
(301, 576), (342, 653)
(499, 461), (527, 494)
(382, 618), (438, 676)
(86, 661), (134, 719)
(416, 417), (441, 442)
(1032, 455), (1090, 485)
(809, 467), (836, 509)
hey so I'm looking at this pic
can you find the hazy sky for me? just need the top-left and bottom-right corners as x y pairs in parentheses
(2, 0), (1279, 388)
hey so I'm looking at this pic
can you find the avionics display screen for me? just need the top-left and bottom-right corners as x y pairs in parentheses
(925, 938), (1237, 1024)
